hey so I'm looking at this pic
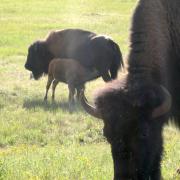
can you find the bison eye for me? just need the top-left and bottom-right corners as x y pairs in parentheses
(139, 133), (148, 139)
(139, 129), (149, 140)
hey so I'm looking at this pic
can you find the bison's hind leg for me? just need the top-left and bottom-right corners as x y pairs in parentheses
(76, 84), (85, 101)
(52, 79), (59, 102)
(44, 75), (53, 101)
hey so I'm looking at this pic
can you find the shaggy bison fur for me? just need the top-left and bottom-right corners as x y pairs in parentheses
(25, 28), (123, 82)
(80, 0), (180, 179)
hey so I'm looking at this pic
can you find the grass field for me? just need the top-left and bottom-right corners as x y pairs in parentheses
(0, 0), (179, 179)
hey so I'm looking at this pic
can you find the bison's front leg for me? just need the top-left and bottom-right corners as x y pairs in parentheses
(44, 75), (53, 101)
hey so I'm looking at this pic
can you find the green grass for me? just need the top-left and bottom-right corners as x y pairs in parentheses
(0, 0), (179, 179)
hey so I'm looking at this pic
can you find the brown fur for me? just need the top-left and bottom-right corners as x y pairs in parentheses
(44, 58), (94, 106)
(45, 29), (96, 58)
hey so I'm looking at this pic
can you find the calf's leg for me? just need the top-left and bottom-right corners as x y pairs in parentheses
(52, 79), (59, 101)
(44, 75), (53, 101)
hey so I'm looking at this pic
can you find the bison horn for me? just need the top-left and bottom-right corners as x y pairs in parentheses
(80, 90), (102, 119)
(152, 85), (172, 118)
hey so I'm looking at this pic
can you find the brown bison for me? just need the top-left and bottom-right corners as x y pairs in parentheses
(25, 28), (123, 82)
(44, 58), (96, 108)
(80, 0), (180, 179)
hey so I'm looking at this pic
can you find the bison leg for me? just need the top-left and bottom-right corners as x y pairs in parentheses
(102, 72), (112, 82)
(68, 84), (76, 111)
(52, 79), (59, 101)
(44, 75), (53, 101)
(76, 85), (85, 100)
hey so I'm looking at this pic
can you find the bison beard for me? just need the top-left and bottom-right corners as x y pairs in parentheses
(80, 0), (180, 179)
(25, 29), (123, 82)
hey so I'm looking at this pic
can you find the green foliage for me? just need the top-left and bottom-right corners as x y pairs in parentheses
(0, 0), (179, 179)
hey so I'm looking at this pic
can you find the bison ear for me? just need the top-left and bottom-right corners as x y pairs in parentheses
(151, 86), (171, 118)
(132, 86), (163, 108)
(132, 85), (171, 118)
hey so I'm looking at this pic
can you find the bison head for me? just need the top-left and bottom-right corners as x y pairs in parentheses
(80, 79), (171, 179)
(25, 41), (53, 80)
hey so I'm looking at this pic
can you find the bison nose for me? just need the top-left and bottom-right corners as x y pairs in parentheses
(25, 63), (28, 69)
(25, 63), (32, 70)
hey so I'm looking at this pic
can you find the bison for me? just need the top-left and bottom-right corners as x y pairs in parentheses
(24, 28), (123, 82)
(80, 0), (180, 179)
(44, 58), (97, 108)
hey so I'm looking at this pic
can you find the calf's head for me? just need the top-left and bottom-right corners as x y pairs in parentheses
(80, 79), (171, 179)
(25, 41), (53, 80)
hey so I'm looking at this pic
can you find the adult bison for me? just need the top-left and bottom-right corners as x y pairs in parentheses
(80, 0), (180, 179)
(25, 28), (123, 82)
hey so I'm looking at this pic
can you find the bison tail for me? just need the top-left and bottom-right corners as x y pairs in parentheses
(109, 41), (124, 79)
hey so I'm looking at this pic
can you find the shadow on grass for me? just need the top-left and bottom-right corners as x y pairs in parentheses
(23, 99), (84, 113)
(0, 104), (4, 109)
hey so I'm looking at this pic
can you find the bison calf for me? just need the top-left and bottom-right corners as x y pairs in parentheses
(44, 58), (96, 108)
